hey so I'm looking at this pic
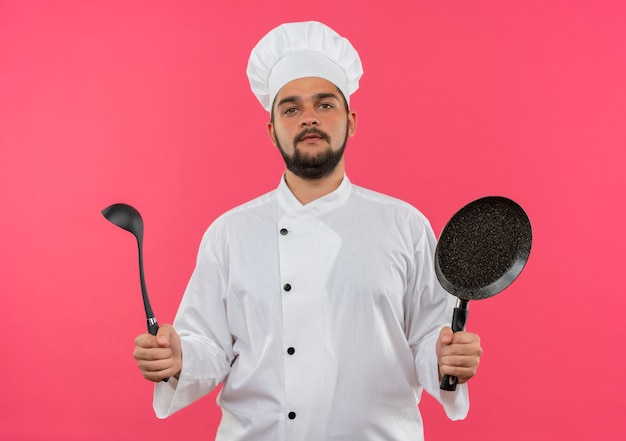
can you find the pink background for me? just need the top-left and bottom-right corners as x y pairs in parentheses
(1, 1), (625, 440)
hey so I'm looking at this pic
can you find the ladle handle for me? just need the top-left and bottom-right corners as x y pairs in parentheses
(147, 317), (159, 336)
(440, 299), (469, 391)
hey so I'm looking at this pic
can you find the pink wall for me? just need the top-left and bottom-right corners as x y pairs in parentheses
(1, 1), (625, 439)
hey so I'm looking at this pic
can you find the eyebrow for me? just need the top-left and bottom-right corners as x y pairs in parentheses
(276, 92), (341, 108)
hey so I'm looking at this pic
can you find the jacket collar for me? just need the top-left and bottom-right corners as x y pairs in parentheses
(277, 173), (352, 221)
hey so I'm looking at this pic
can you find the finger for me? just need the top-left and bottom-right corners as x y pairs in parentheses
(135, 348), (177, 382)
(134, 332), (158, 349)
(440, 352), (480, 368)
(156, 324), (175, 347)
(133, 346), (173, 362)
(137, 360), (175, 382)
(439, 353), (480, 379)
(438, 326), (454, 346)
(440, 365), (478, 384)
(137, 356), (174, 373)
(450, 331), (481, 345)
(439, 342), (483, 360)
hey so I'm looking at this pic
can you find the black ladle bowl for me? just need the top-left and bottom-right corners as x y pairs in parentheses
(435, 196), (532, 391)
(102, 203), (168, 381)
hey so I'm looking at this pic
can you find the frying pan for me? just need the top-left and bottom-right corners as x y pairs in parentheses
(435, 196), (532, 391)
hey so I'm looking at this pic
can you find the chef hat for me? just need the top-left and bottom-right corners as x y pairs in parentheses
(247, 21), (363, 112)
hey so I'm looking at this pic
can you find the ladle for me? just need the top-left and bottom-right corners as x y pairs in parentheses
(101, 203), (168, 381)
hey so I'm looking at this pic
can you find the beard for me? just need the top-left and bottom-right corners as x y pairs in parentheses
(275, 125), (349, 180)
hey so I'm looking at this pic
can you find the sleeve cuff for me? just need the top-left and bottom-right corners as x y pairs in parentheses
(416, 334), (470, 420)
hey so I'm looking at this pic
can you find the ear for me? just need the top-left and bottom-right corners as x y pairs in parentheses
(347, 110), (358, 137)
(267, 121), (278, 146)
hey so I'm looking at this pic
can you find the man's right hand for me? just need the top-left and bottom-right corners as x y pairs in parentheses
(133, 324), (182, 382)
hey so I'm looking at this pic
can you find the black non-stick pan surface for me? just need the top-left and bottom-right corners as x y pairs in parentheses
(435, 196), (532, 390)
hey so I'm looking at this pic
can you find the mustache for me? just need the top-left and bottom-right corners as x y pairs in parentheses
(294, 127), (331, 144)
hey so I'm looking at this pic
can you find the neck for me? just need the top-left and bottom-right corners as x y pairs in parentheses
(284, 162), (345, 205)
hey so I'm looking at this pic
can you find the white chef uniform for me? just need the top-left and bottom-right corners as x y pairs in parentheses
(154, 175), (469, 440)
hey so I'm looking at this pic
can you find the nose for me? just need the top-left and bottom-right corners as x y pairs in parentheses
(300, 105), (319, 126)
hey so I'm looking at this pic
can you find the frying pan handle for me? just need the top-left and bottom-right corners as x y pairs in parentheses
(440, 300), (469, 391)
(147, 318), (170, 383)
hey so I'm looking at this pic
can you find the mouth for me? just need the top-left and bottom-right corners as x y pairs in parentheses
(296, 129), (329, 144)
(301, 134), (322, 142)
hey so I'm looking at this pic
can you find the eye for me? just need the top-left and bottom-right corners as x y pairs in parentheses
(319, 103), (334, 110)
(282, 107), (299, 116)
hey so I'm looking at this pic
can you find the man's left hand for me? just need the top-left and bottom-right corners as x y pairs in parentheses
(436, 327), (483, 384)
